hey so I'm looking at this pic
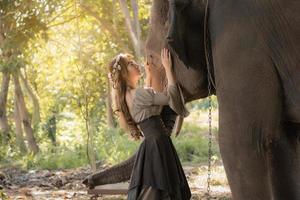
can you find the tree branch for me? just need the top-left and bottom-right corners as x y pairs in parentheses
(79, 3), (119, 39)
(47, 5), (73, 25)
(47, 15), (80, 28)
(79, 3), (130, 52)
(118, 0), (141, 57)
(130, 0), (142, 45)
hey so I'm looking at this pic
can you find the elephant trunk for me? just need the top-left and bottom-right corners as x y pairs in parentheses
(83, 152), (136, 188)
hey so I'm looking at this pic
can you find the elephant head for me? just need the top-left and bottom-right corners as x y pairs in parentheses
(145, 0), (214, 102)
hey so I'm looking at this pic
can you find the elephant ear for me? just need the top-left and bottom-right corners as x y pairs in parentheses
(166, 0), (206, 70)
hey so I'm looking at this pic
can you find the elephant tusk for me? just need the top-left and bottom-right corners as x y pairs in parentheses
(173, 115), (184, 137)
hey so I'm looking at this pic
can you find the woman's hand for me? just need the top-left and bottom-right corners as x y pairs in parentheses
(161, 48), (172, 72)
(161, 48), (176, 85)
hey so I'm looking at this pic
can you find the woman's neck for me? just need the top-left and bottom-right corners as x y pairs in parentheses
(127, 79), (140, 89)
(127, 78), (140, 89)
(127, 84), (135, 90)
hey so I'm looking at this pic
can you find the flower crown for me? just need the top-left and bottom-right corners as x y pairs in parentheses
(108, 54), (125, 85)
(113, 54), (123, 71)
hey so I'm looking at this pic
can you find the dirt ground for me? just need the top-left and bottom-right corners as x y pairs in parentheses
(0, 164), (231, 200)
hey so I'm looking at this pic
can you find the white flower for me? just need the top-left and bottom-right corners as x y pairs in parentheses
(108, 73), (112, 80)
(116, 56), (121, 63)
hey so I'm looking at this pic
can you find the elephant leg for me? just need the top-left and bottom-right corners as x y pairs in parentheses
(216, 71), (280, 200)
(209, 1), (300, 195)
(269, 122), (300, 199)
(213, 37), (300, 199)
(212, 26), (283, 199)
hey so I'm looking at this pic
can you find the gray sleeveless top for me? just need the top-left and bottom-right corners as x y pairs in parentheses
(129, 83), (190, 123)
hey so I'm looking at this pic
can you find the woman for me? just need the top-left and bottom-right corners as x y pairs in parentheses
(107, 48), (191, 199)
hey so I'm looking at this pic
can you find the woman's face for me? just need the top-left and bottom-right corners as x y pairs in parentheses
(126, 60), (141, 87)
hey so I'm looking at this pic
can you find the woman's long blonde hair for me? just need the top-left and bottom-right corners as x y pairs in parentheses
(108, 54), (143, 140)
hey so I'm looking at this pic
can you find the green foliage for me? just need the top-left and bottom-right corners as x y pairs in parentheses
(1, 136), (88, 169)
(180, 122), (206, 135)
(0, 0), (60, 72)
(94, 127), (140, 164)
(173, 120), (220, 164)
(21, 146), (88, 170)
(188, 96), (218, 111)
(173, 134), (219, 163)
(0, 145), (9, 163)
(0, 190), (9, 200)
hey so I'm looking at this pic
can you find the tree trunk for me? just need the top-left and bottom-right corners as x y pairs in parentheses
(19, 69), (41, 130)
(13, 70), (39, 154)
(130, 0), (143, 56)
(106, 78), (115, 128)
(118, 0), (142, 58)
(0, 72), (11, 144)
(0, 9), (11, 145)
(87, 115), (97, 172)
(13, 94), (27, 153)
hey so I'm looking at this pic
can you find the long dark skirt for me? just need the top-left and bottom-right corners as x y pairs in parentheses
(127, 115), (191, 200)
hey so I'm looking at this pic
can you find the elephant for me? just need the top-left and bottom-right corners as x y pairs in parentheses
(84, 0), (300, 199)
